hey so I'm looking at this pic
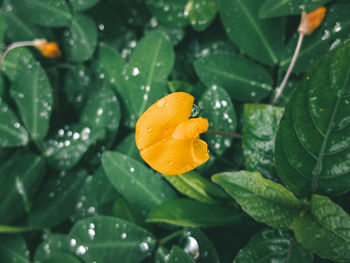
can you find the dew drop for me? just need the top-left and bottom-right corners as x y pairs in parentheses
(121, 233), (127, 239)
(139, 242), (149, 252)
(191, 104), (200, 118)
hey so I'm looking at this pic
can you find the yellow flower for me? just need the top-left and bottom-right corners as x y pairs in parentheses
(135, 92), (209, 175)
(298, 6), (326, 35)
(35, 41), (61, 58)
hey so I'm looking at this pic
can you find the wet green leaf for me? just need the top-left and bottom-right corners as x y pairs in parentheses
(147, 198), (242, 227)
(9, 0), (72, 27)
(0, 235), (29, 263)
(194, 53), (272, 101)
(275, 40), (350, 197)
(259, 0), (331, 18)
(40, 252), (81, 263)
(64, 14), (98, 63)
(35, 234), (71, 262)
(199, 86), (237, 155)
(29, 170), (86, 228)
(186, 0), (219, 32)
(243, 104), (284, 181)
(0, 152), (45, 224)
(102, 151), (177, 219)
(235, 228), (313, 263)
(69, 216), (156, 263)
(212, 171), (304, 228)
(70, 0), (100, 11)
(11, 63), (53, 140)
(0, 99), (28, 147)
(169, 246), (195, 263)
(292, 194), (350, 262)
(220, 0), (285, 65)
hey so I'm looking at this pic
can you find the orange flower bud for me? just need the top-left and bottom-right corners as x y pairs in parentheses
(298, 6), (326, 35)
(135, 92), (210, 175)
(35, 41), (61, 58)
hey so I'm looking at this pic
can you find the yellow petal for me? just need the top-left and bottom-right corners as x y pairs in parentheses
(298, 7), (326, 35)
(140, 137), (209, 175)
(135, 92), (194, 151)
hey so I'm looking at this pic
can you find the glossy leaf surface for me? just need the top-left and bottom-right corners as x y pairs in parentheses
(275, 40), (350, 197)
(194, 53), (272, 101)
(0, 235), (29, 263)
(212, 171), (304, 228)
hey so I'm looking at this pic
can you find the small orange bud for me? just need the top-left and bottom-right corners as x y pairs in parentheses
(135, 92), (210, 175)
(298, 6), (326, 35)
(35, 41), (61, 58)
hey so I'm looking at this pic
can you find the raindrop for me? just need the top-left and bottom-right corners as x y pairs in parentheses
(143, 94), (148, 100)
(76, 246), (87, 255)
(139, 242), (149, 252)
(121, 233), (127, 239)
(214, 100), (221, 108)
(332, 22), (342, 33)
(14, 122), (20, 128)
(330, 39), (341, 50)
(157, 99), (165, 107)
(129, 41), (137, 48)
(130, 167), (135, 173)
(70, 239), (77, 247)
(132, 67), (140, 76)
(184, 236), (200, 259)
(88, 206), (95, 214)
(98, 23), (105, 31)
(97, 108), (103, 116)
(147, 127), (152, 132)
(211, 85), (217, 90)
(214, 143), (220, 149)
(221, 100), (228, 107)
(88, 229), (95, 240)
(321, 30), (330, 40)
(191, 104), (200, 117)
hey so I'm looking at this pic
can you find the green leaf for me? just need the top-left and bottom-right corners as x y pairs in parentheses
(212, 171), (304, 228)
(29, 170), (86, 228)
(45, 124), (104, 170)
(9, 0), (72, 27)
(186, 0), (219, 32)
(0, 234), (29, 263)
(235, 228), (313, 263)
(11, 63), (53, 140)
(70, 0), (100, 11)
(80, 86), (121, 133)
(169, 246), (195, 263)
(121, 30), (175, 127)
(0, 99), (28, 147)
(165, 171), (228, 204)
(101, 151), (177, 219)
(0, 152), (45, 224)
(259, 0), (331, 18)
(275, 40), (350, 197)
(40, 252), (81, 263)
(219, 0), (285, 65)
(94, 43), (125, 91)
(280, 3), (350, 73)
(146, 0), (189, 28)
(115, 133), (143, 162)
(0, 76), (5, 99)
(2, 47), (35, 82)
(0, 13), (5, 44)
(243, 104), (284, 181)
(68, 216), (156, 263)
(64, 14), (98, 63)
(154, 246), (171, 263)
(292, 194), (350, 262)
(199, 86), (237, 155)
(194, 53), (272, 101)
(146, 198), (242, 227)
(35, 234), (71, 262)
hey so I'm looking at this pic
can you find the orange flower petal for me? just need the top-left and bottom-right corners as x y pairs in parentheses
(135, 92), (194, 151)
(298, 6), (326, 35)
(135, 92), (210, 175)
(36, 42), (61, 58)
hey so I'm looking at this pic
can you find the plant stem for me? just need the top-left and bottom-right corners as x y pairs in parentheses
(272, 33), (304, 105)
(158, 229), (185, 245)
(31, 138), (47, 157)
(206, 130), (242, 139)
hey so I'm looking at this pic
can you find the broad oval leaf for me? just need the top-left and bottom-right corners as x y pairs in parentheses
(186, 0), (219, 32)
(212, 171), (304, 228)
(259, 0), (331, 18)
(0, 99), (28, 147)
(146, 198), (243, 227)
(11, 63), (53, 140)
(194, 53), (272, 101)
(199, 86), (237, 155)
(35, 234), (70, 262)
(243, 104), (284, 181)
(29, 170), (86, 228)
(292, 194), (350, 262)
(146, 0), (189, 28)
(64, 14), (98, 63)
(275, 40), (350, 197)
(220, 0), (285, 65)
(68, 216), (156, 263)
(101, 151), (177, 218)
(0, 234), (29, 263)
(10, 0), (72, 27)
(0, 152), (45, 224)
(235, 228), (313, 263)
(70, 0), (100, 11)
(165, 171), (228, 204)
(2, 47), (35, 82)
(121, 30), (175, 127)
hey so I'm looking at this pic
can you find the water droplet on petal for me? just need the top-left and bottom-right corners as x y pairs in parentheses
(191, 104), (200, 118)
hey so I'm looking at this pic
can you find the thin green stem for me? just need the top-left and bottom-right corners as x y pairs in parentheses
(31, 138), (47, 157)
(206, 130), (242, 139)
(158, 229), (185, 246)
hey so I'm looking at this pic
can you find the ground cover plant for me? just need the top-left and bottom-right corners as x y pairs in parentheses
(0, 0), (350, 262)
